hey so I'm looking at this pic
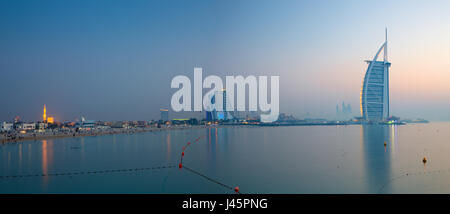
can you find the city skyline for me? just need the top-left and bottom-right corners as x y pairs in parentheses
(2, 0), (450, 122)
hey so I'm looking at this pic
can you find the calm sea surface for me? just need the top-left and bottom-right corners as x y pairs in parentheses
(1, 122), (450, 193)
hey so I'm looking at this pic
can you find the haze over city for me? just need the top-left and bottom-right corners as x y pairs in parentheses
(2, 0), (450, 122)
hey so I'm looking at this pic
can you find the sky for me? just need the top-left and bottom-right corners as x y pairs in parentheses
(1, 0), (450, 122)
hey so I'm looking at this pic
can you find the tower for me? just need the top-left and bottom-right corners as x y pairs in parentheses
(43, 104), (47, 122)
(360, 29), (390, 121)
(160, 109), (169, 122)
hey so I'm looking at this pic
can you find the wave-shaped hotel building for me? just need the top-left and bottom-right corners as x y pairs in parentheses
(360, 29), (391, 122)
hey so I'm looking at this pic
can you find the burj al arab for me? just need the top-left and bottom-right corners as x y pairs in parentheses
(360, 29), (391, 122)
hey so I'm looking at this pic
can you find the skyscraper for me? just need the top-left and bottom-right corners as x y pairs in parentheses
(360, 29), (391, 121)
(160, 109), (169, 121)
(205, 89), (234, 121)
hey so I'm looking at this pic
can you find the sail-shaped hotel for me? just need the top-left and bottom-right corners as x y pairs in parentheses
(360, 29), (391, 122)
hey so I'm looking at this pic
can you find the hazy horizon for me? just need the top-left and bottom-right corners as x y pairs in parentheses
(2, 0), (450, 122)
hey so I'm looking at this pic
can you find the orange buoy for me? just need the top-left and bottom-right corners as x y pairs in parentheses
(423, 157), (427, 164)
(182, 152), (184, 156)
(179, 163), (183, 169)
(234, 186), (239, 193)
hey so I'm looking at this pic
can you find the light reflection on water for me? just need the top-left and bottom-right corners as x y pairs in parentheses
(361, 125), (394, 193)
(1, 123), (450, 193)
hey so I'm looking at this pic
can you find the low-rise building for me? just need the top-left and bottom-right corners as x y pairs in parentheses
(111, 121), (126, 128)
(1, 122), (13, 132)
(16, 122), (36, 131)
(78, 116), (95, 128)
(36, 122), (48, 130)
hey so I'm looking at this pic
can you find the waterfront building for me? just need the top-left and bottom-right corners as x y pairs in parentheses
(36, 122), (48, 130)
(47, 117), (54, 124)
(0, 122), (13, 132)
(111, 121), (125, 128)
(205, 89), (234, 121)
(137, 121), (148, 127)
(78, 116), (95, 128)
(361, 29), (391, 121)
(205, 110), (214, 121)
(13, 116), (21, 124)
(160, 109), (169, 121)
(336, 102), (353, 120)
(16, 123), (36, 131)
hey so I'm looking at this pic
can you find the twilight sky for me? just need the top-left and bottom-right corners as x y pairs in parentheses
(1, 0), (450, 122)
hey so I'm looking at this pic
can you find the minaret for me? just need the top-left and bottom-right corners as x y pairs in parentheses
(43, 104), (47, 122)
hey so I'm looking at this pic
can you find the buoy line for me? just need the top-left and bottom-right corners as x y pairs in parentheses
(378, 168), (450, 193)
(0, 165), (176, 179)
(183, 165), (240, 194)
(1, 133), (242, 194)
(178, 134), (240, 194)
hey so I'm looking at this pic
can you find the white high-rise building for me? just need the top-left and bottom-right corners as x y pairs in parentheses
(361, 29), (391, 121)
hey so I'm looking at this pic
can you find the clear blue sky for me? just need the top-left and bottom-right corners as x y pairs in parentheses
(1, 0), (450, 121)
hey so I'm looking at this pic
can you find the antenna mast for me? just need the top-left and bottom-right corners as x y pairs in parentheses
(384, 28), (388, 62)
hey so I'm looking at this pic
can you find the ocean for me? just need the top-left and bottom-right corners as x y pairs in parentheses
(1, 123), (450, 193)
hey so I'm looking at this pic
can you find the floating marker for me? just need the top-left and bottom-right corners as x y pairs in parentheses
(384, 141), (387, 147)
(423, 157), (427, 164)
(234, 186), (239, 193)
(179, 163), (183, 169)
(182, 152), (184, 157)
(187, 142), (191, 145)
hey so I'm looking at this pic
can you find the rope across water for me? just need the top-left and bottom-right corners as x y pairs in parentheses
(0, 165), (176, 179)
(0, 133), (241, 194)
(378, 168), (450, 193)
(178, 134), (241, 194)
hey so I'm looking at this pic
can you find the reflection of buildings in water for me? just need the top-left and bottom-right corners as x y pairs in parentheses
(206, 127), (232, 157)
(206, 128), (216, 155)
(206, 128), (219, 166)
(18, 144), (22, 171)
(27, 144), (32, 168)
(361, 125), (397, 193)
(41, 139), (53, 186)
(390, 125), (398, 158)
(112, 135), (116, 152)
(205, 127), (233, 170)
(166, 133), (171, 161)
(80, 137), (85, 160)
(220, 128), (230, 154)
(42, 140), (48, 175)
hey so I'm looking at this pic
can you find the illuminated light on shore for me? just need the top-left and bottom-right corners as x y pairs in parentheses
(47, 117), (54, 124)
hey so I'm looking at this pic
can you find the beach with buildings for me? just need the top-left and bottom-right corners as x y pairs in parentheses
(0, 106), (428, 144)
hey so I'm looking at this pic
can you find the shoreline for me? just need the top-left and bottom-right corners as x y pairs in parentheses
(0, 125), (229, 144)
(0, 122), (428, 144)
